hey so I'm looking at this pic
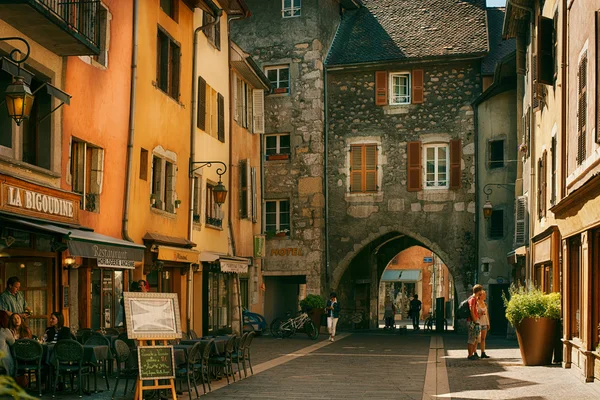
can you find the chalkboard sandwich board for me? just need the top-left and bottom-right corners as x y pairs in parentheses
(137, 346), (175, 380)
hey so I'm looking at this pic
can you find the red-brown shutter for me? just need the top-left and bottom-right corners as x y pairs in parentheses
(375, 71), (388, 106)
(412, 69), (424, 104)
(217, 93), (225, 142)
(350, 146), (363, 192)
(537, 15), (554, 85)
(197, 76), (206, 130)
(365, 145), (378, 192)
(407, 141), (422, 192)
(449, 139), (461, 189)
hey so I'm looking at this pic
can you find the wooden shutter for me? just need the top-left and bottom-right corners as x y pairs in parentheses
(240, 160), (249, 218)
(171, 44), (181, 99)
(577, 53), (588, 165)
(597, 12), (600, 143)
(365, 145), (378, 192)
(350, 146), (363, 192)
(449, 139), (461, 189)
(542, 151), (547, 218)
(407, 141), (422, 192)
(532, 54), (539, 109)
(537, 157), (543, 219)
(253, 89), (265, 134)
(375, 71), (388, 106)
(197, 76), (206, 130)
(217, 93), (225, 142)
(251, 167), (257, 223)
(514, 196), (528, 246)
(215, 18), (221, 50)
(412, 69), (424, 104)
(537, 15), (554, 85)
(233, 75), (239, 122)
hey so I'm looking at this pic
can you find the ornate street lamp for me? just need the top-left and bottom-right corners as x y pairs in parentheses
(482, 183), (516, 219)
(189, 160), (228, 206)
(0, 37), (34, 125)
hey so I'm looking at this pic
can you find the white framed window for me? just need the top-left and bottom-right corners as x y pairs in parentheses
(71, 139), (104, 213)
(150, 155), (176, 213)
(282, 0), (301, 18)
(265, 199), (290, 236)
(424, 144), (449, 188)
(265, 66), (289, 94)
(389, 72), (411, 105)
(265, 134), (291, 160)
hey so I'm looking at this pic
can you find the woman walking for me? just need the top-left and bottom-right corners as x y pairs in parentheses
(325, 292), (340, 342)
(478, 290), (490, 358)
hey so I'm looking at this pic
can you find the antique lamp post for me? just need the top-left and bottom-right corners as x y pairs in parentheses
(189, 160), (228, 206)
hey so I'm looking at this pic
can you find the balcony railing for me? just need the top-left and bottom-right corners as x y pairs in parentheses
(0, 0), (100, 55)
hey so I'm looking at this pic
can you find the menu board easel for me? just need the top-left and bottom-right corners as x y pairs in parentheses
(123, 292), (183, 400)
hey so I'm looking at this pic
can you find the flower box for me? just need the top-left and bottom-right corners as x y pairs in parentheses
(272, 87), (288, 94)
(267, 153), (290, 161)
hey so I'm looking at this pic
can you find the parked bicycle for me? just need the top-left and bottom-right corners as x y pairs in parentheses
(424, 311), (448, 332)
(270, 311), (319, 340)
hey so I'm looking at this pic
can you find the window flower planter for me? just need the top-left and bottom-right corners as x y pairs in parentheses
(275, 232), (287, 237)
(272, 87), (289, 94)
(267, 153), (290, 161)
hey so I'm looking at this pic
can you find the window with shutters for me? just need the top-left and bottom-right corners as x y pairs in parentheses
(251, 167), (257, 223)
(240, 160), (250, 219)
(265, 200), (290, 237)
(551, 136), (557, 205)
(201, 85), (220, 139)
(265, 66), (289, 95)
(71, 139), (104, 213)
(577, 52), (587, 166)
(282, 0), (301, 18)
(488, 140), (504, 169)
(488, 209), (504, 239)
(206, 183), (223, 228)
(92, 4), (110, 67)
(156, 27), (180, 100)
(150, 155), (176, 213)
(349, 144), (378, 193)
(537, 15), (555, 85)
(192, 175), (202, 224)
(217, 93), (224, 143)
(265, 134), (291, 160)
(537, 151), (547, 219)
(234, 75), (252, 130)
(202, 11), (220, 50)
(514, 196), (528, 246)
(389, 72), (410, 105)
(424, 144), (449, 189)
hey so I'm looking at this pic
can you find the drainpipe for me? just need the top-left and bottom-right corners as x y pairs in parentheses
(473, 98), (479, 286)
(323, 65), (330, 290)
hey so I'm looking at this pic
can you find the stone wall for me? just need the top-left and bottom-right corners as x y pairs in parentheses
(326, 61), (482, 292)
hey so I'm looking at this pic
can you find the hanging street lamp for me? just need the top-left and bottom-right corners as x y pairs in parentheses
(0, 37), (34, 125)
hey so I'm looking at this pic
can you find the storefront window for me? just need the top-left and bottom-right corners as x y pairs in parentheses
(91, 269), (124, 330)
(569, 237), (581, 339)
(208, 272), (232, 334)
(0, 258), (51, 338)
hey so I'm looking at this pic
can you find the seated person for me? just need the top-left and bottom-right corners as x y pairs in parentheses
(0, 310), (15, 375)
(44, 312), (72, 343)
(9, 313), (32, 340)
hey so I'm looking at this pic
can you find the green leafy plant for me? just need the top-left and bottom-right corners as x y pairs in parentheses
(503, 285), (561, 326)
(300, 294), (325, 311)
(0, 351), (36, 399)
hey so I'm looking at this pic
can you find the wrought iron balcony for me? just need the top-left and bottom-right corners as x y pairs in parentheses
(0, 0), (100, 56)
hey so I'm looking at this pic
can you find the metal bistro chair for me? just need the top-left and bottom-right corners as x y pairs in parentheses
(188, 330), (199, 340)
(200, 339), (214, 394)
(208, 335), (237, 384)
(13, 339), (45, 397)
(111, 340), (138, 400)
(83, 333), (111, 392)
(175, 341), (202, 400)
(243, 331), (256, 376)
(102, 328), (120, 336)
(231, 333), (249, 379)
(52, 339), (90, 398)
(78, 330), (94, 345)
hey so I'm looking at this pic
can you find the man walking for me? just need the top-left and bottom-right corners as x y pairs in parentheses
(410, 294), (422, 330)
(467, 284), (484, 360)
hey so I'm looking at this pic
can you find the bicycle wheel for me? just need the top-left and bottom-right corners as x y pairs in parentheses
(270, 318), (285, 337)
(305, 320), (318, 340)
(425, 318), (433, 332)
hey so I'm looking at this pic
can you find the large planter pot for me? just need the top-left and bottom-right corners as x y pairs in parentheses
(515, 317), (558, 366)
(308, 308), (324, 331)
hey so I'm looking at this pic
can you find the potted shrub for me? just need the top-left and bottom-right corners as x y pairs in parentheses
(300, 294), (326, 333)
(504, 285), (561, 366)
(275, 229), (289, 237)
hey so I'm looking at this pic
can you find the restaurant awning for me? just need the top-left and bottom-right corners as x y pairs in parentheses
(381, 269), (422, 282)
(0, 215), (144, 269)
(200, 251), (250, 274)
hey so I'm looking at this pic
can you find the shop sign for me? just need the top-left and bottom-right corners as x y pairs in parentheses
(98, 258), (135, 269)
(270, 248), (303, 256)
(157, 246), (199, 264)
(1, 182), (78, 223)
(220, 261), (248, 273)
(254, 235), (265, 258)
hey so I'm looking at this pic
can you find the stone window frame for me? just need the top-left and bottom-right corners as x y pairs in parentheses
(487, 138), (505, 170)
(69, 137), (104, 213)
(265, 199), (291, 237)
(423, 143), (449, 190)
(264, 65), (290, 95)
(344, 137), (384, 202)
(150, 147), (177, 214)
(389, 71), (411, 105)
(264, 133), (291, 160)
(281, 0), (301, 18)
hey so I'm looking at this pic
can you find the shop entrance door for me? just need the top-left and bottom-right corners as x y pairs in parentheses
(90, 269), (124, 330)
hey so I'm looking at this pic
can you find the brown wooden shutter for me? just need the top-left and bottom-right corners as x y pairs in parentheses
(577, 54), (588, 165)
(197, 76), (206, 130)
(350, 146), (363, 192)
(407, 141), (422, 192)
(171, 44), (181, 99)
(412, 69), (424, 104)
(449, 139), (461, 189)
(532, 54), (540, 109)
(215, 18), (221, 50)
(537, 15), (554, 85)
(375, 71), (388, 106)
(542, 150), (547, 218)
(365, 145), (378, 192)
(537, 157), (543, 219)
(217, 93), (225, 142)
(596, 12), (600, 143)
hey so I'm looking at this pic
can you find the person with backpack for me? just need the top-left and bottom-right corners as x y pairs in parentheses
(466, 284), (484, 360)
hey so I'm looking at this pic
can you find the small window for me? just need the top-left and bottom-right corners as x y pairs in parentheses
(202, 11), (221, 50)
(157, 27), (181, 100)
(93, 4), (110, 67)
(489, 140), (504, 169)
(71, 139), (104, 213)
(282, 0), (301, 18)
(489, 209), (504, 239)
(265, 66), (289, 94)
(160, 0), (176, 20)
(139, 148), (148, 180)
(265, 134), (291, 160)
(234, 75), (253, 129)
(389, 72), (411, 105)
(150, 155), (175, 213)
(206, 183), (223, 228)
(424, 144), (449, 189)
(265, 200), (290, 237)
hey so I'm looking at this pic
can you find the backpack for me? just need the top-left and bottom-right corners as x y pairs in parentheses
(457, 296), (472, 319)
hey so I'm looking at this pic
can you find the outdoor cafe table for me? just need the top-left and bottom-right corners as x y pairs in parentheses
(44, 343), (111, 366)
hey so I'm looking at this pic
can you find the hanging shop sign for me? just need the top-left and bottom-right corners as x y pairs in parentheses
(220, 260), (248, 274)
(0, 176), (80, 224)
(254, 235), (266, 258)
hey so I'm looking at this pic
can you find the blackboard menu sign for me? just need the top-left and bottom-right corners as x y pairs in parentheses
(137, 346), (175, 380)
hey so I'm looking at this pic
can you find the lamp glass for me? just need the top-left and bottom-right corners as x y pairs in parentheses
(483, 200), (493, 219)
(64, 256), (76, 266)
(213, 180), (228, 206)
(5, 76), (35, 126)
